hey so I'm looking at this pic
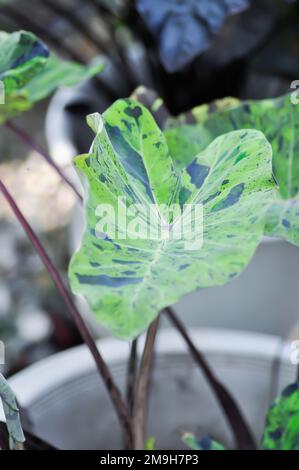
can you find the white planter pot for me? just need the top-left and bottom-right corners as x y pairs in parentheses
(3, 329), (297, 450)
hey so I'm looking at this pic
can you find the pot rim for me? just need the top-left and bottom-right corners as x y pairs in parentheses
(6, 328), (294, 411)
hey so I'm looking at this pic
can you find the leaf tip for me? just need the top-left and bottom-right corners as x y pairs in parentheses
(86, 112), (104, 135)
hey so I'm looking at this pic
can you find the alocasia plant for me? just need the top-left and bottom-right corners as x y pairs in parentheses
(183, 382), (299, 451)
(164, 93), (299, 245)
(69, 98), (276, 339)
(136, 0), (250, 72)
(0, 374), (25, 450)
(0, 30), (102, 125)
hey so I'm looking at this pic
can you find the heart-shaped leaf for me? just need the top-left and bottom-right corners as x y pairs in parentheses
(0, 30), (102, 125)
(136, 0), (249, 72)
(69, 98), (275, 339)
(261, 382), (299, 450)
(165, 93), (299, 245)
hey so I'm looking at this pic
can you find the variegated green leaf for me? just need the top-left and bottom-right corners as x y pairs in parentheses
(165, 93), (299, 245)
(0, 30), (102, 125)
(182, 433), (226, 450)
(261, 382), (299, 450)
(0, 373), (25, 450)
(0, 30), (48, 92)
(69, 98), (275, 339)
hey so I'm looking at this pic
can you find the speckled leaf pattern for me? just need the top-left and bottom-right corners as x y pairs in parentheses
(0, 374), (25, 450)
(69, 98), (275, 339)
(0, 30), (48, 122)
(261, 382), (299, 450)
(0, 30), (102, 125)
(165, 97), (240, 171)
(165, 93), (299, 245)
(182, 433), (226, 450)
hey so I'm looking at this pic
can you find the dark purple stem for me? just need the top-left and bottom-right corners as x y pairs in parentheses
(0, 179), (131, 443)
(5, 121), (83, 202)
(165, 307), (256, 450)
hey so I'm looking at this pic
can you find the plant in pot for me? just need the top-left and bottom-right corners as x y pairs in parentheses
(0, 30), (299, 451)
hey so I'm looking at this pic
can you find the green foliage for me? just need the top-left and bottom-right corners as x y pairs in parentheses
(261, 382), (299, 450)
(0, 30), (102, 125)
(165, 93), (299, 245)
(183, 382), (299, 451)
(69, 98), (275, 339)
(0, 373), (25, 450)
(136, 0), (249, 72)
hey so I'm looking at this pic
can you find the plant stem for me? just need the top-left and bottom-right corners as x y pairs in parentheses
(133, 316), (159, 450)
(0, 422), (9, 450)
(0, 179), (132, 444)
(164, 307), (256, 450)
(5, 121), (82, 202)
